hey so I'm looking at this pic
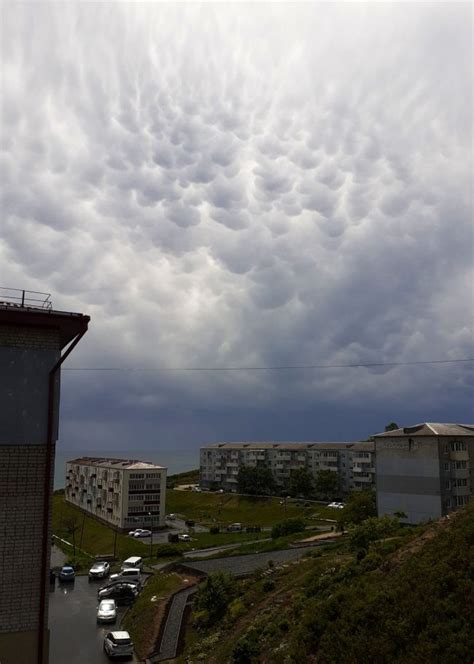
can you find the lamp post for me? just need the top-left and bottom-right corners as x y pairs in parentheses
(148, 512), (153, 559)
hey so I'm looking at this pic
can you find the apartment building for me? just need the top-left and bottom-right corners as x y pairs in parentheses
(65, 458), (167, 531)
(374, 423), (474, 524)
(200, 441), (375, 493)
(0, 289), (89, 664)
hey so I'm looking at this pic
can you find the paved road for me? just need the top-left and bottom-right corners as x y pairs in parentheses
(180, 547), (310, 577)
(49, 575), (139, 663)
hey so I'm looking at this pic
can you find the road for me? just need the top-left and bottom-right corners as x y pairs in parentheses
(49, 575), (139, 664)
(180, 547), (311, 577)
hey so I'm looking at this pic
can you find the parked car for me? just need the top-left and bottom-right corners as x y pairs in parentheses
(128, 528), (152, 538)
(89, 561), (110, 580)
(166, 514), (177, 520)
(184, 519), (195, 527)
(227, 523), (242, 532)
(168, 533), (179, 543)
(109, 568), (142, 584)
(178, 533), (191, 542)
(97, 599), (117, 623)
(328, 502), (345, 509)
(103, 631), (134, 659)
(98, 583), (139, 605)
(121, 556), (143, 571)
(58, 566), (75, 582)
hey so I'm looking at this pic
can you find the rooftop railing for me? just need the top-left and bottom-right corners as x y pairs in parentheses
(0, 287), (52, 310)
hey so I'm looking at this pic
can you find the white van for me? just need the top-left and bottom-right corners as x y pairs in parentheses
(121, 556), (143, 571)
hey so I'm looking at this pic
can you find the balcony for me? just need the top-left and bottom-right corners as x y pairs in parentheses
(450, 451), (469, 461)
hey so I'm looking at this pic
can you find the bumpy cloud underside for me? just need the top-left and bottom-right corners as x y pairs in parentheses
(1, 4), (472, 445)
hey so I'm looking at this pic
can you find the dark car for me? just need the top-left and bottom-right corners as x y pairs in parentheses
(58, 566), (75, 582)
(98, 583), (139, 605)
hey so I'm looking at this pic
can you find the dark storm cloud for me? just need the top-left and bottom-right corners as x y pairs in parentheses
(1, 3), (472, 451)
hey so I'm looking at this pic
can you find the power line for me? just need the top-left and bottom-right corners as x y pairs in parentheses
(62, 358), (474, 372)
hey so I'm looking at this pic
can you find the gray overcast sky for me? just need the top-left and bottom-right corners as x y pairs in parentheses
(1, 3), (473, 453)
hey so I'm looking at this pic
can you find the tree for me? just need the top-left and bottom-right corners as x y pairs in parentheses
(271, 518), (307, 539)
(60, 512), (81, 558)
(237, 466), (276, 495)
(385, 422), (399, 432)
(349, 515), (399, 550)
(314, 469), (341, 500)
(195, 571), (234, 626)
(289, 467), (314, 498)
(339, 490), (377, 528)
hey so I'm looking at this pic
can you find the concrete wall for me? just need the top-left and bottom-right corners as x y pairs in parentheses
(376, 436), (442, 523)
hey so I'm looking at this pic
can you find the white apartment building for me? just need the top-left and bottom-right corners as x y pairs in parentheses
(65, 457), (167, 531)
(200, 442), (375, 493)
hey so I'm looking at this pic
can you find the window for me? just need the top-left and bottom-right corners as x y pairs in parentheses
(454, 478), (467, 487)
(455, 496), (470, 506)
(130, 473), (145, 479)
(450, 441), (467, 452)
(444, 462), (450, 471)
(454, 460), (467, 469)
(445, 480), (451, 490)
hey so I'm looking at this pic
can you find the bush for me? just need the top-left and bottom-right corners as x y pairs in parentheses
(195, 572), (235, 626)
(271, 518), (307, 539)
(227, 599), (247, 621)
(209, 526), (220, 534)
(154, 544), (182, 558)
(262, 579), (275, 592)
(232, 630), (261, 663)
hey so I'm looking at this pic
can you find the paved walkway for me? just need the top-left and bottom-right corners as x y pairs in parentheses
(150, 585), (197, 662)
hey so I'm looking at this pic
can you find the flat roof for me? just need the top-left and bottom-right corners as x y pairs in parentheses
(0, 304), (90, 349)
(67, 457), (166, 470)
(201, 441), (374, 451)
(374, 423), (474, 437)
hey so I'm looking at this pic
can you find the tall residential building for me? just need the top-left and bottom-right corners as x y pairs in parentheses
(65, 458), (167, 531)
(200, 441), (375, 493)
(374, 423), (474, 524)
(0, 289), (89, 664)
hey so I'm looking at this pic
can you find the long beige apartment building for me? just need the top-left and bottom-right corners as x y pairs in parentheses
(200, 441), (375, 493)
(65, 457), (167, 531)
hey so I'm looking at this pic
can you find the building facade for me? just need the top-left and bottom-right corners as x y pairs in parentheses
(0, 289), (89, 664)
(65, 458), (167, 531)
(374, 423), (474, 524)
(200, 441), (375, 493)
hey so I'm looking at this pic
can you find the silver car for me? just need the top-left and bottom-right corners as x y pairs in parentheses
(103, 631), (134, 659)
(97, 599), (117, 623)
(89, 561), (110, 580)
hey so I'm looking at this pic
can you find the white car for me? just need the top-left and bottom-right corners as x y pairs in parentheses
(89, 561), (110, 579)
(178, 533), (191, 542)
(103, 631), (134, 659)
(328, 502), (345, 509)
(97, 599), (117, 623)
(166, 514), (177, 520)
(128, 528), (152, 538)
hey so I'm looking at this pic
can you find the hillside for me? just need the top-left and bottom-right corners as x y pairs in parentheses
(181, 502), (474, 664)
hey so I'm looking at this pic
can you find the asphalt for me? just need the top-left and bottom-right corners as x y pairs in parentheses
(180, 547), (310, 577)
(49, 575), (140, 664)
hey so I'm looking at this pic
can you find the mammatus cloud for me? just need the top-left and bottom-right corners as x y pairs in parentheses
(1, 3), (472, 448)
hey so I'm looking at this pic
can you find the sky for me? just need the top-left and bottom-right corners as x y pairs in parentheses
(1, 2), (473, 457)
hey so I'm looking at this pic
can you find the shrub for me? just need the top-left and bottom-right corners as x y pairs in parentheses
(271, 518), (307, 539)
(227, 599), (247, 621)
(154, 544), (182, 558)
(209, 526), (220, 535)
(262, 579), (276, 592)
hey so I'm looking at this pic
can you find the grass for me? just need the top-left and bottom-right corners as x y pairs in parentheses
(166, 490), (335, 527)
(122, 571), (186, 659)
(52, 493), (149, 562)
(167, 468), (200, 487)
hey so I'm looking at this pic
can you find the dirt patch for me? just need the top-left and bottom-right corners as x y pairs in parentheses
(298, 531), (343, 544)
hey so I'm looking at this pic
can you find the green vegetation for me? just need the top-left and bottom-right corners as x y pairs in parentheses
(314, 469), (341, 500)
(166, 489), (333, 527)
(180, 503), (474, 663)
(52, 494), (149, 563)
(237, 466), (276, 495)
(122, 571), (186, 659)
(336, 489), (377, 529)
(167, 468), (200, 488)
(271, 518), (306, 539)
(288, 468), (314, 498)
(193, 572), (235, 628)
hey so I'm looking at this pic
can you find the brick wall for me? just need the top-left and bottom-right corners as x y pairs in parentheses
(0, 444), (54, 634)
(0, 324), (60, 349)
